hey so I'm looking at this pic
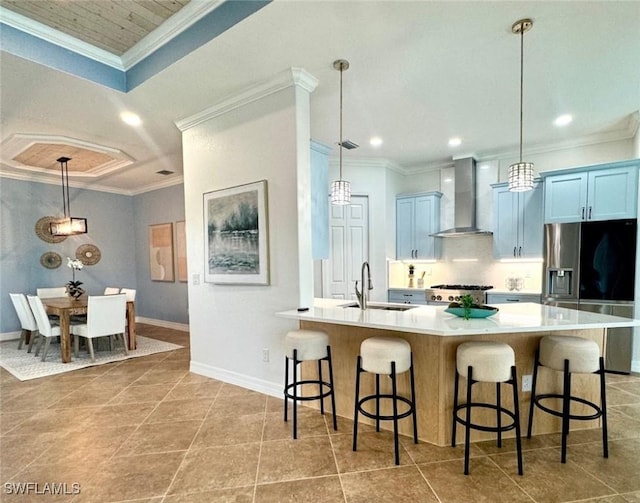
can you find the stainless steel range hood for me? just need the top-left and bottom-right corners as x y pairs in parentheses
(431, 157), (493, 237)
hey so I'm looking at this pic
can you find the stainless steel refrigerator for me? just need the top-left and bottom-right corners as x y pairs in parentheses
(542, 219), (637, 373)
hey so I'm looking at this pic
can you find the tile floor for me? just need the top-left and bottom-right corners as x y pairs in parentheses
(1, 324), (639, 502)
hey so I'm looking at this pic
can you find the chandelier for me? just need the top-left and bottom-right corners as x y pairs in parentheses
(49, 156), (88, 236)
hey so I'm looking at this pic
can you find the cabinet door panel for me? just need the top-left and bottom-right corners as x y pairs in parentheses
(493, 186), (518, 258)
(544, 172), (588, 223)
(519, 185), (543, 257)
(588, 167), (638, 221)
(396, 198), (415, 259)
(414, 195), (437, 259)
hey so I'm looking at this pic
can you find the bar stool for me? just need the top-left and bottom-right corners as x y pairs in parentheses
(452, 341), (523, 475)
(353, 336), (418, 465)
(527, 335), (607, 463)
(284, 329), (337, 439)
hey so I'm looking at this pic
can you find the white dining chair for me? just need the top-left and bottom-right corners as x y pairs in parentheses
(36, 287), (68, 299)
(9, 293), (40, 351)
(72, 294), (127, 362)
(26, 295), (64, 361)
(104, 287), (120, 295)
(120, 288), (136, 302)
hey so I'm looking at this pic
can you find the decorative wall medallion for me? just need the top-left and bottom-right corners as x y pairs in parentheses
(40, 251), (62, 269)
(76, 243), (101, 265)
(35, 216), (67, 243)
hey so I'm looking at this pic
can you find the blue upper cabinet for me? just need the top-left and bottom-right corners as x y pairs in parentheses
(492, 182), (543, 259)
(310, 140), (332, 259)
(543, 160), (639, 223)
(396, 192), (442, 260)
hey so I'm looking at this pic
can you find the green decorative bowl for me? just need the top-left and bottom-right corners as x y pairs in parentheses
(444, 307), (499, 319)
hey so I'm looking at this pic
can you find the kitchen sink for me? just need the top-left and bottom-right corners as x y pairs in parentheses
(341, 302), (417, 312)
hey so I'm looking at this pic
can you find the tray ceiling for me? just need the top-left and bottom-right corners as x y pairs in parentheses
(0, 0), (190, 55)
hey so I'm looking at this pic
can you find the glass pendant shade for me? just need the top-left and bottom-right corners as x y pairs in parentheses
(50, 217), (88, 236)
(508, 162), (534, 192)
(330, 180), (351, 205)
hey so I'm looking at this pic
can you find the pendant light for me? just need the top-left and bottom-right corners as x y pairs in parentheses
(508, 18), (535, 192)
(330, 59), (352, 205)
(49, 156), (88, 236)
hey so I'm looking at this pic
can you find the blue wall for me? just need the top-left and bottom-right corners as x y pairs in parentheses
(0, 177), (187, 333)
(133, 184), (188, 325)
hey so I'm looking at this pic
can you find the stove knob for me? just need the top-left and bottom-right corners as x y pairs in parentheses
(447, 295), (453, 301)
(436, 295), (442, 301)
(430, 295), (436, 301)
(454, 296), (460, 301)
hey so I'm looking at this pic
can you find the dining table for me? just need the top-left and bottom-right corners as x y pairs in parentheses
(42, 296), (136, 363)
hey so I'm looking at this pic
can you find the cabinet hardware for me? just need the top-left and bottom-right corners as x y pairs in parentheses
(518, 246), (522, 257)
(513, 246), (517, 257)
(581, 207), (585, 220)
(588, 206), (592, 220)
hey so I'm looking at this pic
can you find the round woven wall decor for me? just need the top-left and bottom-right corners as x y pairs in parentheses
(40, 251), (62, 269)
(35, 216), (67, 244)
(76, 243), (101, 265)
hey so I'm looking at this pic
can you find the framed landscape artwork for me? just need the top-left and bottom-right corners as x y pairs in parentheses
(203, 180), (269, 285)
(149, 222), (175, 282)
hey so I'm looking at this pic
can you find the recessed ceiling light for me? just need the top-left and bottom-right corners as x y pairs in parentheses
(554, 114), (573, 127)
(448, 137), (462, 147)
(120, 111), (142, 126)
(369, 136), (383, 147)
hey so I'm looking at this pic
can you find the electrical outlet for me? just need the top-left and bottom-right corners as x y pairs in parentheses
(262, 348), (269, 363)
(522, 374), (533, 392)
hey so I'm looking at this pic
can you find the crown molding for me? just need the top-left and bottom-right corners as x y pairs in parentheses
(477, 111), (639, 161)
(175, 67), (318, 132)
(128, 175), (185, 196)
(0, 6), (124, 70)
(120, 0), (224, 69)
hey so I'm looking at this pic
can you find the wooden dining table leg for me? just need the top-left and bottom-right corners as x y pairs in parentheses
(59, 311), (72, 363)
(126, 302), (136, 350)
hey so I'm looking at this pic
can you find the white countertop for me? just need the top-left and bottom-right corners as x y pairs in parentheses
(276, 299), (640, 336)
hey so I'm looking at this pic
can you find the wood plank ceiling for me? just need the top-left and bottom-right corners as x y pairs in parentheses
(0, 0), (190, 55)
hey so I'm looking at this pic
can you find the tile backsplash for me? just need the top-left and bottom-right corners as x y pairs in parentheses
(388, 234), (543, 293)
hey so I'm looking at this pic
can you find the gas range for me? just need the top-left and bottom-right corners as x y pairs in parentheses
(425, 284), (493, 305)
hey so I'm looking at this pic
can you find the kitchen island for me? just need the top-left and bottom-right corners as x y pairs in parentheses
(277, 299), (640, 445)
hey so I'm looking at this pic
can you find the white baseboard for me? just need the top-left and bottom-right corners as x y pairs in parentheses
(0, 331), (20, 342)
(190, 360), (282, 399)
(136, 317), (189, 332)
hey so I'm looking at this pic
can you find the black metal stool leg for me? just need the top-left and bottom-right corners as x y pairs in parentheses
(527, 350), (540, 438)
(353, 355), (362, 451)
(284, 355), (289, 423)
(293, 349), (299, 440)
(318, 358), (325, 415)
(599, 356), (608, 458)
(561, 358), (571, 463)
(452, 369), (460, 447)
(375, 373), (381, 432)
(391, 361), (400, 465)
(409, 353), (418, 443)
(464, 365), (473, 476)
(511, 366), (524, 476)
(327, 346), (338, 431)
(496, 381), (502, 448)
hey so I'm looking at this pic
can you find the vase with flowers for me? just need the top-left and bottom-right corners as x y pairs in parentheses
(66, 257), (85, 300)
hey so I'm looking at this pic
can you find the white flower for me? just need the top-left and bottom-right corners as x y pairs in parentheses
(66, 257), (84, 270)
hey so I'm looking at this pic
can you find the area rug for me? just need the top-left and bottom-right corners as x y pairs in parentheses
(0, 336), (183, 381)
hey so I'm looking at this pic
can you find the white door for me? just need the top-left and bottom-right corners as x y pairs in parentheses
(322, 196), (369, 300)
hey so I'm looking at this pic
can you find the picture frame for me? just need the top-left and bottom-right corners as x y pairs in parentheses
(203, 180), (269, 285)
(148, 222), (175, 282)
(175, 220), (188, 282)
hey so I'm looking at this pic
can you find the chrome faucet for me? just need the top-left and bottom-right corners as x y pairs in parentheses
(355, 261), (373, 309)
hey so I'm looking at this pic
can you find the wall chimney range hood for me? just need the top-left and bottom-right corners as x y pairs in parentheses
(431, 157), (492, 238)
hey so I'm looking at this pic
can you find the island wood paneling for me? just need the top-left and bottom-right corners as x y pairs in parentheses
(299, 321), (605, 446)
